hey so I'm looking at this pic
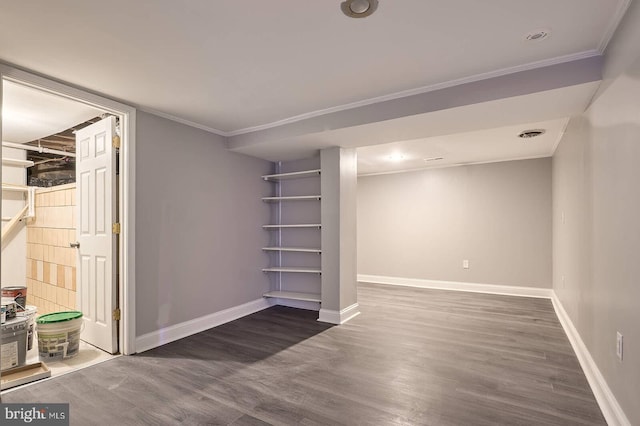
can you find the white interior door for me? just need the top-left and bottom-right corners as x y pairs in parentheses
(75, 116), (117, 354)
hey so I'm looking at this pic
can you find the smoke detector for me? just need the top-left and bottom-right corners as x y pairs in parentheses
(341, 0), (378, 18)
(518, 129), (546, 139)
(525, 29), (551, 42)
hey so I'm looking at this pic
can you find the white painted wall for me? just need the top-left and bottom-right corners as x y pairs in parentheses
(1, 146), (27, 287)
(552, 2), (640, 423)
(357, 158), (552, 288)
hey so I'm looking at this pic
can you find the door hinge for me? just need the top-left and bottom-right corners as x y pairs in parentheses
(112, 223), (121, 234)
(113, 308), (121, 321)
(112, 135), (121, 149)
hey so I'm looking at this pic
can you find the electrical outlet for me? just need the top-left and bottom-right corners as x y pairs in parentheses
(616, 332), (623, 361)
(463, 259), (469, 269)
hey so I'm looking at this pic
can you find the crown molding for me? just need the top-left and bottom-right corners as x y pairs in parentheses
(138, 49), (602, 139)
(137, 106), (229, 137)
(597, 0), (632, 53)
(225, 50), (600, 137)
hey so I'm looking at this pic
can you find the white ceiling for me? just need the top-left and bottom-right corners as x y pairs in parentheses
(0, 0), (629, 134)
(357, 118), (568, 175)
(0, 2), (631, 176)
(2, 80), (103, 143)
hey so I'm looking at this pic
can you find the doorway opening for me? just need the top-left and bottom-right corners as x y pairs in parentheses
(0, 65), (136, 390)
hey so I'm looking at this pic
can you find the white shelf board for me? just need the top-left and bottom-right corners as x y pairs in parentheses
(2, 158), (34, 168)
(262, 195), (321, 202)
(263, 224), (321, 229)
(262, 247), (321, 253)
(263, 291), (321, 303)
(262, 169), (321, 181)
(262, 267), (321, 274)
(1, 183), (29, 192)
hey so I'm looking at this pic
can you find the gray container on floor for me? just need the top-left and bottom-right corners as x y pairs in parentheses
(1, 317), (28, 371)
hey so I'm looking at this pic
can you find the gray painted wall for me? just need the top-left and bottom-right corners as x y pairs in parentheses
(358, 158), (552, 288)
(135, 111), (273, 336)
(552, 2), (640, 423)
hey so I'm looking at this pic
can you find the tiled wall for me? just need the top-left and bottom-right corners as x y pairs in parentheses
(25, 183), (77, 315)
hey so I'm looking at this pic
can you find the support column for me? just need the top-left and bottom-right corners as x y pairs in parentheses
(319, 147), (360, 324)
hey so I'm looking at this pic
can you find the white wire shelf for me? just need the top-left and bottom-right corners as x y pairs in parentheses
(263, 291), (321, 302)
(262, 169), (321, 182)
(262, 195), (321, 202)
(263, 224), (321, 229)
(262, 247), (321, 253)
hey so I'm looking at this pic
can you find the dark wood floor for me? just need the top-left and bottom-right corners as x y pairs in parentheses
(3, 283), (605, 425)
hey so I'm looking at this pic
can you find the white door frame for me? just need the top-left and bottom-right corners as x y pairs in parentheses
(0, 63), (137, 355)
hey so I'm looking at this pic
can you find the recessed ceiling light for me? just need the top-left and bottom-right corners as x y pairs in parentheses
(341, 0), (378, 18)
(387, 153), (405, 162)
(423, 157), (444, 162)
(525, 29), (551, 42)
(518, 129), (546, 139)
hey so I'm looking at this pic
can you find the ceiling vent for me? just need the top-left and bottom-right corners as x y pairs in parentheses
(341, 0), (378, 18)
(525, 29), (551, 42)
(518, 129), (546, 139)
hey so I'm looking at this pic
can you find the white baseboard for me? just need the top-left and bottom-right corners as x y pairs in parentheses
(318, 303), (361, 325)
(135, 298), (272, 353)
(272, 298), (320, 311)
(551, 292), (631, 426)
(358, 274), (553, 299)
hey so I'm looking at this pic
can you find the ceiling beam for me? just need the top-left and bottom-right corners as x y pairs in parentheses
(227, 56), (603, 158)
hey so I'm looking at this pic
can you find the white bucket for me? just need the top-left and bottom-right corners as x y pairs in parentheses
(36, 312), (83, 362)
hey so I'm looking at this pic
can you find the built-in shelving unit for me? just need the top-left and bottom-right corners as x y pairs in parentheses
(262, 163), (322, 307)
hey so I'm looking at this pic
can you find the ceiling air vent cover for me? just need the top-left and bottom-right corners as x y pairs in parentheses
(518, 129), (546, 139)
(525, 29), (551, 41)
